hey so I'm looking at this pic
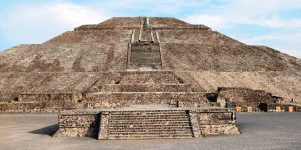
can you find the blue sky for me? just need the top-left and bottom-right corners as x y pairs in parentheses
(0, 0), (301, 59)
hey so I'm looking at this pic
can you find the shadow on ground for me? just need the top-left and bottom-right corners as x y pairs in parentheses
(29, 124), (59, 136)
(236, 122), (247, 133)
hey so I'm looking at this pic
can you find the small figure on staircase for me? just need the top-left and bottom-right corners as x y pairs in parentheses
(152, 65), (158, 70)
(148, 45), (152, 51)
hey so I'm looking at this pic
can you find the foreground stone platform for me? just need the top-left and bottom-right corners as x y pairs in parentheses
(2, 113), (300, 150)
(54, 107), (239, 139)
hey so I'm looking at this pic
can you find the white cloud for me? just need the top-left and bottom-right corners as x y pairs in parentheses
(184, 0), (301, 29)
(0, 0), (300, 59)
(45, 3), (106, 26)
(0, 0), (212, 46)
(237, 16), (301, 29)
(184, 14), (229, 29)
(283, 49), (301, 59)
(181, 0), (301, 59)
(243, 32), (301, 44)
(0, 3), (109, 45)
(293, 19), (301, 26)
(242, 32), (301, 59)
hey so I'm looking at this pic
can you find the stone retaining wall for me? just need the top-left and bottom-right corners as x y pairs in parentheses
(0, 102), (60, 113)
(101, 84), (192, 92)
(195, 111), (238, 135)
(117, 71), (178, 84)
(85, 92), (208, 108)
(54, 110), (100, 138)
(18, 92), (82, 108)
(217, 87), (273, 103)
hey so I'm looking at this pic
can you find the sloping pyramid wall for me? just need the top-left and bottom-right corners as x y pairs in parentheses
(0, 17), (301, 103)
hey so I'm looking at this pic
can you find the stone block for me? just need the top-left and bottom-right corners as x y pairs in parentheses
(236, 107), (242, 112)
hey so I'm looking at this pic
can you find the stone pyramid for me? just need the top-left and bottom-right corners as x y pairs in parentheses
(0, 16), (301, 104)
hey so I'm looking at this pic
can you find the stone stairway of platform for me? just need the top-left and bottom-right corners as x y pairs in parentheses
(129, 42), (162, 70)
(128, 17), (162, 70)
(104, 110), (194, 139)
(140, 30), (152, 41)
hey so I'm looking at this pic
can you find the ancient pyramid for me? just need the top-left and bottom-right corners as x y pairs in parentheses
(0, 16), (301, 104)
(2, 16), (301, 139)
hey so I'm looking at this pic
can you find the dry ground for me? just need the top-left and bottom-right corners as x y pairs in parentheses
(0, 113), (300, 150)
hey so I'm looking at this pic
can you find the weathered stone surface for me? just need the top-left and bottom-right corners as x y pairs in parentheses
(189, 111), (201, 138)
(53, 127), (96, 138)
(197, 112), (239, 135)
(199, 124), (239, 135)
(54, 111), (100, 138)
(198, 112), (235, 125)
(85, 92), (208, 108)
(217, 87), (273, 104)
(19, 92), (82, 108)
(54, 108), (238, 139)
(98, 112), (110, 139)
(0, 17), (301, 103)
(0, 16), (298, 141)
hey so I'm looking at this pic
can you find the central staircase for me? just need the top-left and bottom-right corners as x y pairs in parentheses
(104, 110), (194, 139)
(129, 42), (162, 70)
(127, 17), (162, 71)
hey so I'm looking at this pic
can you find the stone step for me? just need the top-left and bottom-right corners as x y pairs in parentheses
(107, 134), (193, 139)
(111, 115), (187, 118)
(110, 120), (190, 123)
(110, 116), (188, 119)
(110, 113), (188, 117)
(111, 110), (187, 112)
(109, 127), (192, 131)
(109, 117), (189, 120)
(130, 58), (161, 64)
(109, 133), (193, 137)
(111, 113), (188, 116)
(110, 113), (188, 116)
(130, 42), (162, 70)
(110, 119), (189, 122)
(110, 110), (188, 113)
(110, 115), (188, 118)
(131, 51), (161, 59)
(109, 123), (191, 127)
(109, 121), (191, 126)
(109, 131), (193, 135)
(99, 109), (194, 140)
(140, 29), (152, 41)
(130, 63), (162, 68)
(112, 109), (185, 111)
(110, 113), (188, 115)
(131, 43), (159, 51)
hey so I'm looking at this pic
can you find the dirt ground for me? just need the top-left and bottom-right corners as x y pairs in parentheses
(0, 113), (300, 150)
